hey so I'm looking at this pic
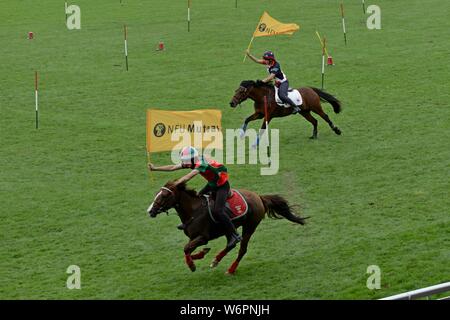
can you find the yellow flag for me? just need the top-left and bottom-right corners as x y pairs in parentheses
(253, 11), (300, 37)
(146, 109), (222, 153)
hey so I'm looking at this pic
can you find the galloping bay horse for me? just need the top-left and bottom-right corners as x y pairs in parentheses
(230, 80), (342, 140)
(147, 181), (306, 274)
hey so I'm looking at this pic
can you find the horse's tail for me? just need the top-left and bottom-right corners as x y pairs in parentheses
(311, 87), (342, 114)
(260, 195), (307, 225)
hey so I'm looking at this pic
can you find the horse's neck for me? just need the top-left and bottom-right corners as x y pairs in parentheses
(250, 87), (273, 104)
(175, 191), (203, 223)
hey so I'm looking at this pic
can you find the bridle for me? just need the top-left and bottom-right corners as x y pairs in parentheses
(233, 86), (249, 107)
(148, 186), (176, 215)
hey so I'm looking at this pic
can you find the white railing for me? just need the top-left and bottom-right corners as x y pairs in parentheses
(380, 282), (450, 300)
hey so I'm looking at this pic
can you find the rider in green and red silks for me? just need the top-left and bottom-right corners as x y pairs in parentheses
(148, 146), (242, 249)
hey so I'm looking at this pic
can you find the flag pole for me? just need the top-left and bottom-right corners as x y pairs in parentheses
(146, 151), (154, 183)
(243, 36), (255, 62)
(124, 25), (129, 71)
(35, 71), (39, 129)
(340, 3), (347, 45)
(321, 38), (326, 89)
(362, 0), (366, 14)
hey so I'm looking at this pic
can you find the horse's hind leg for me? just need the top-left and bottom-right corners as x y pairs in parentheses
(226, 226), (256, 275)
(191, 247), (211, 260)
(210, 246), (234, 268)
(313, 108), (342, 135)
(299, 111), (318, 139)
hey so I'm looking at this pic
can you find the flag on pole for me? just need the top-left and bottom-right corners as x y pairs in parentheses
(146, 109), (222, 153)
(244, 11), (300, 61)
(340, 3), (347, 45)
(35, 71), (39, 129)
(124, 25), (129, 71)
(252, 11), (300, 37)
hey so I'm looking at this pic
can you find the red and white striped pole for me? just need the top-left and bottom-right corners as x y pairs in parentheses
(264, 95), (270, 160)
(124, 25), (129, 71)
(340, 3), (347, 45)
(35, 71), (39, 129)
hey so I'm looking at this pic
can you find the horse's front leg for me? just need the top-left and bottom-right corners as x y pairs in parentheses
(240, 113), (264, 139)
(184, 236), (207, 272)
(252, 118), (271, 149)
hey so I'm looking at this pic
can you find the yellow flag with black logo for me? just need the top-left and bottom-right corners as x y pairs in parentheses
(253, 11), (300, 37)
(146, 109), (222, 153)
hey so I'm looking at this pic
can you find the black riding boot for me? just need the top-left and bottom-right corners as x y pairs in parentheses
(216, 212), (242, 248)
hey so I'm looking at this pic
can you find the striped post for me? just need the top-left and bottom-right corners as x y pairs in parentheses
(187, 0), (191, 32)
(340, 3), (347, 45)
(264, 95), (270, 160)
(64, 2), (68, 25)
(321, 37), (326, 89)
(35, 71), (39, 129)
(124, 25), (128, 71)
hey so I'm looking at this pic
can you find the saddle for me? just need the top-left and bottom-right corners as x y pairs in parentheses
(274, 86), (303, 108)
(204, 189), (249, 223)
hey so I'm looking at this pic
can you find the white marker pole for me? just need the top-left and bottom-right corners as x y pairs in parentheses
(340, 3), (347, 45)
(124, 25), (128, 71)
(321, 37), (326, 89)
(65, 2), (68, 24)
(35, 71), (39, 129)
(187, 0), (191, 32)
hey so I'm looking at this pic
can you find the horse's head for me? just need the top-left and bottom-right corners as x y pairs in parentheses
(147, 181), (179, 218)
(229, 80), (257, 108)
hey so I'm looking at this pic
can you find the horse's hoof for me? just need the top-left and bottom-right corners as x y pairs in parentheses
(334, 128), (342, 135)
(189, 264), (196, 272)
(210, 259), (219, 268)
(225, 271), (236, 276)
(309, 136), (317, 140)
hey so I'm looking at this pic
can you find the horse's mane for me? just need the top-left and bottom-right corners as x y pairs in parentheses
(240, 80), (273, 90)
(165, 181), (199, 198)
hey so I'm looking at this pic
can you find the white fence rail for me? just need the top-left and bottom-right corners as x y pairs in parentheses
(380, 282), (450, 300)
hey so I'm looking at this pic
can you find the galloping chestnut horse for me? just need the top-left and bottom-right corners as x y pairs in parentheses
(230, 80), (342, 139)
(147, 181), (306, 274)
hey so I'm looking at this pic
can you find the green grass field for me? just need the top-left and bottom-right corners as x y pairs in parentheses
(1, 0), (449, 299)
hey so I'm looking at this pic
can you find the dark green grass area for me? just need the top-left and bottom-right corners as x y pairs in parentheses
(0, 0), (449, 299)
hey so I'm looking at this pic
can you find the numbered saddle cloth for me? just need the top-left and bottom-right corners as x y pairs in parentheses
(274, 86), (303, 108)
